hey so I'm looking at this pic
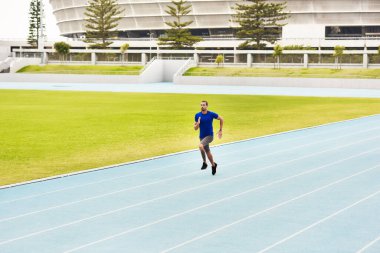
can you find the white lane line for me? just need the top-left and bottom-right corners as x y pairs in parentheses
(0, 171), (200, 223)
(257, 190), (380, 253)
(357, 235), (380, 253)
(0, 132), (306, 204)
(1, 119), (378, 209)
(1, 141), (378, 247)
(160, 165), (380, 253)
(2, 115), (378, 203)
(1, 127), (379, 222)
(0, 160), (196, 205)
(0, 121), (362, 205)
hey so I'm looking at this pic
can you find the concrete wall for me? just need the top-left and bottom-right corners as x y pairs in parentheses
(5, 57), (378, 88)
(2, 59), (190, 84)
(140, 59), (188, 83)
(174, 76), (380, 89)
(139, 59), (163, 83)
(0, 58), (12, 73)
(0, 46), (10, 61)
(10, 58), (41, 73)
(162, 60), (188, 82)
(0, 73), (140, 84)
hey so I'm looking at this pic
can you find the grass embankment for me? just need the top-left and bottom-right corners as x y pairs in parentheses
(184, 67), (380, 79)
(17, 65), (143, 75)
(1, 90), (380, 185)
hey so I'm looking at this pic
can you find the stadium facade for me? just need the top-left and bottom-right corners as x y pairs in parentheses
(48, 0), (380, 48)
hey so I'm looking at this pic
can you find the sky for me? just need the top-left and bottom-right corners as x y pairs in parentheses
(0, 0), (62, 40)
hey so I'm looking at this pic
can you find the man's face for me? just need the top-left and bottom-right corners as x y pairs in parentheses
(200, 102), (208, 111)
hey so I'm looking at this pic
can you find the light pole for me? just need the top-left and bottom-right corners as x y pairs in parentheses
(38, 0), (45, 64)
(148, 32), (154, 60)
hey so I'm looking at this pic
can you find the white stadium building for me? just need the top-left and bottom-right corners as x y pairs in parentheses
(0, 1), (379, 77)
(48, 0), (380, 48)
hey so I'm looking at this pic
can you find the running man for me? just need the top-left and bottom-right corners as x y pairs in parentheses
(194, 100), (224, 175)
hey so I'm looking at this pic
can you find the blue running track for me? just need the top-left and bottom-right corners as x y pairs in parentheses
(1, 115), (380, 253)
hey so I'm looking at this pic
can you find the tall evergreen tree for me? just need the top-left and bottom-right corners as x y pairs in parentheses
(28, 0), (43, 48)
(232, 0), (289, 49)
(158, 0), (202, 49)
(84, 0), (123, 49)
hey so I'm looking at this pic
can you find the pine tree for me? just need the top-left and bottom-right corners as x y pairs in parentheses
(27, 0), (43, 48)
(158, 0), (202, 49)
(232, 0), (289, 49)
(84, 0), (124, 49)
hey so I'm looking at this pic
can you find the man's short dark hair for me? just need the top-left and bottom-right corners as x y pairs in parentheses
(201, 100), (208, 106)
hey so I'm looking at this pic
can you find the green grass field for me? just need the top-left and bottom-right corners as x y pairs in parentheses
(17, 65), (143, 75)
(184, 67), (380, 79)
(1, 89), (380, 186)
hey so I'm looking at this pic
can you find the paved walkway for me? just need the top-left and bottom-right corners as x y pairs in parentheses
(1, 82), (380, 98)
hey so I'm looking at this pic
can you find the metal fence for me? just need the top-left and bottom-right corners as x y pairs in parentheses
(11, 49), (380, 68)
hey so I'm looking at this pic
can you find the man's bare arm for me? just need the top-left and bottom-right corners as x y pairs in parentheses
(217, 116), (224, 138)
(194, 117), (201, 130)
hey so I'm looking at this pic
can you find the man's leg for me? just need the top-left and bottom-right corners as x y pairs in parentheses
(200, 136), (217, 174)
(204, 142), (217, 175)
(200, 147), (206, 163)
(199, 143), (208, 170)
(205, 150), (215, 166)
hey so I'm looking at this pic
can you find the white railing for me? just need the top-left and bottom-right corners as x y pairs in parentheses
(3, 36), (379, 44)
(65, 36), (380, 41)
(157, 56), (192, 60)
(174, 57), (196, 77)
(9, 49), (380, 68)
(139, 56), (156, 74)
(0, 57), (13, 73)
